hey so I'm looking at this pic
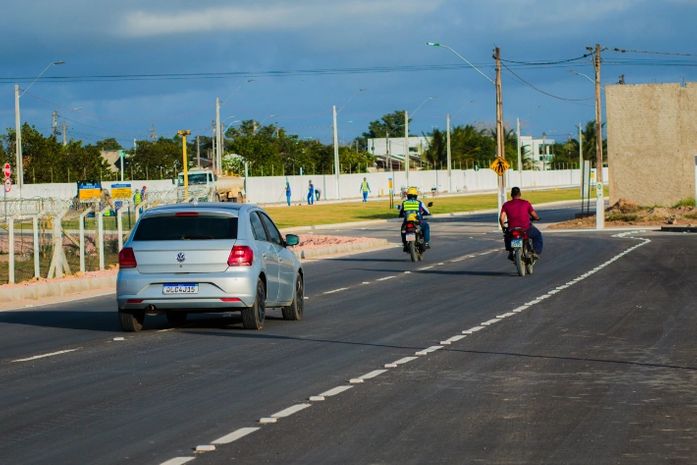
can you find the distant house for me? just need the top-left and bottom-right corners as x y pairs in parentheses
(518, 135), (555, 170)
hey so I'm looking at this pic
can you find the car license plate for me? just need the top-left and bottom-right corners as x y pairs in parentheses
(405, 233), (416, 241)
(163, 283), (199, 295)
(511, 239), (523, 248)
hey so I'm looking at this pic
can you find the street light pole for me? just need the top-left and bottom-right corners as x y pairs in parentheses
(446, 113), (452, 193)
(14, 60), (64, 193)
(404, 110), (409, 185)
(332, 105), (340, 199)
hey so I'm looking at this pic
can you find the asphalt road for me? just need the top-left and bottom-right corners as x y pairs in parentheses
(1, 204), (695, 465)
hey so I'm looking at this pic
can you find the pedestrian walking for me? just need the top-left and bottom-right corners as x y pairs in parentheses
(307, 180), (315, 205)
(285, 180), (292, 206)
(360, 177), (371, 202)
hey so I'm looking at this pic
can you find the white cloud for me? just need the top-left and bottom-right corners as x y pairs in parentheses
(120, 0), (442, 37)
(482, 0), (641, 30)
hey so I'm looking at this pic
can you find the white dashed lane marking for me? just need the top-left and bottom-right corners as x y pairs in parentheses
(271, 403), (312, 418)
(160, 458), (195, 465)
(212, 427), (260, 445)
(12, 348), (80, 363)
(323, 287), (349, 295)
(359, 369), (388, 380)
(319, 385), (353, 397)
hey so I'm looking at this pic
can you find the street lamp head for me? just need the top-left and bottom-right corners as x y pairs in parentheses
(177, 129), (191, 137)
(426, 42), (440, 47)
(53, 61), (65, 65)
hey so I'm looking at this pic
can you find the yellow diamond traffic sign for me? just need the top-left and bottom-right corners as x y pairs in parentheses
(490, 157), (510, 176)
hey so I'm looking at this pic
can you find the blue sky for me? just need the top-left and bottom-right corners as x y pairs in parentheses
(1, 0), (696, 148)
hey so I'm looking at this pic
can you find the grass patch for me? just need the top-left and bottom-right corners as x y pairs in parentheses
(266, 188), (582, 229)
(673, 198), (696, 208)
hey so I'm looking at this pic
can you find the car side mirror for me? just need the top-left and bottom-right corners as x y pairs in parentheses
(427, 202), (433, 207)
(285, 234), (300, 247)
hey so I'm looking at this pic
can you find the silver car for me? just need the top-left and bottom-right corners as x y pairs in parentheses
(116, 203), (303, 331)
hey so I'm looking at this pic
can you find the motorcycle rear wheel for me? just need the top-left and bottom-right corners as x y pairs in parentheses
(514, 248), (526, 276)
(408, 242), (418, 262)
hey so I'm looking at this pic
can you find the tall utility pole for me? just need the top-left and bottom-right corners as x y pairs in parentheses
(593, 43), (605, 229)
(516, 117), (522, 188)
(62, 121), (68, 146)
(446, 113), (452, 192)
(196, 135), (201, 167)
(215, 97), (222, 175)
(332, 105), (340, 199)
(578, 123), (583, 196)
(178, 130), (191, 201)
(494, 47), (506, 213)
(14, 85), (23, 191)
(404, 110), (409, 185)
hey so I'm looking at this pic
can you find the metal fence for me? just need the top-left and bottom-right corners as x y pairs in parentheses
(0, 186), (215, 285)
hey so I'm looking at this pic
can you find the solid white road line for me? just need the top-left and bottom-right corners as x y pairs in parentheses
(319, 385), (353, 397)
(212, 427), (260, 445)
(12, 348), (80, 363)
(271, 403), (312, 418)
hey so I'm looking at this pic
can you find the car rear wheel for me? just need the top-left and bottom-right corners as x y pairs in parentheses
(166, 311), (187, 326)
(282, 274), (304, 321)
(119, 310), (144, 332)
(242, 279), (266, 330)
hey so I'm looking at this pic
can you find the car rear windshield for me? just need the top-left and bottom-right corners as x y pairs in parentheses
(133, 215), (238, 241)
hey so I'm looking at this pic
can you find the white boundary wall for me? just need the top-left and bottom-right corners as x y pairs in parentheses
(246, 168), (607, 204)
(3, 168), (608, 204)
(3, 180), (175, 200)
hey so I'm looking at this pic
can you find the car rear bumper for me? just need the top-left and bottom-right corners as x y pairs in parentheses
(117, 270), (256, 311)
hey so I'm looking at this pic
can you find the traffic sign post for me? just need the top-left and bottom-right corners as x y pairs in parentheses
(4, 162), (11, 179)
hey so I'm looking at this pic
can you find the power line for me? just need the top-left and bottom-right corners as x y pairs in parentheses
(500, 52), (593, 66)
(502, 63), (594, 102)
(610, 47), (694, 57)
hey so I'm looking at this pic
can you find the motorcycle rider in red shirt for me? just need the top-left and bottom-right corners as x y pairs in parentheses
(499, 187), (543, 261)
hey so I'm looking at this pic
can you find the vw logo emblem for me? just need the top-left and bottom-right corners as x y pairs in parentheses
(176, 252), (185, 263)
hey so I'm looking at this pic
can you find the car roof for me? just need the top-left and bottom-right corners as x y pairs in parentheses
(141, 203), (260, 217)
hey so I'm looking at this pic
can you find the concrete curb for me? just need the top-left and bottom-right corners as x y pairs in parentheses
(0, 274), (117, 306)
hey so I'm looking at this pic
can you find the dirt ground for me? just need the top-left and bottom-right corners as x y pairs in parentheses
(549, 199), (697, 229)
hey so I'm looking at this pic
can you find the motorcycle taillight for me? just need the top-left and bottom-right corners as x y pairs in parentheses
(511, 230), (521, 238)
(405, 223), (415, 230)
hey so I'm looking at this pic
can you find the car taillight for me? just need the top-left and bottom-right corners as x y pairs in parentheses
(227, 245), (253, 266)
(119, 247), (137, 268)
(175, 212), (199, 217)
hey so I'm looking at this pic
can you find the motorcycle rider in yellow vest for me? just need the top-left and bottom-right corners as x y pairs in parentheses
(399, 187), (431, 248)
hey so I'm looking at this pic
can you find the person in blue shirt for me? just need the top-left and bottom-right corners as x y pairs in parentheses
(285, 180), (291, 206)
(399, 186), (431, 248)
(307, 180), (315, 205)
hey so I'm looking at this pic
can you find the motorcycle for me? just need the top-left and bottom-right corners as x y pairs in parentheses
(398, 202), (433, 262)
(508, 226), (536, 276)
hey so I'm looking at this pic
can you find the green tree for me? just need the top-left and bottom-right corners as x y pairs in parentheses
(362, 111), (409, 139)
